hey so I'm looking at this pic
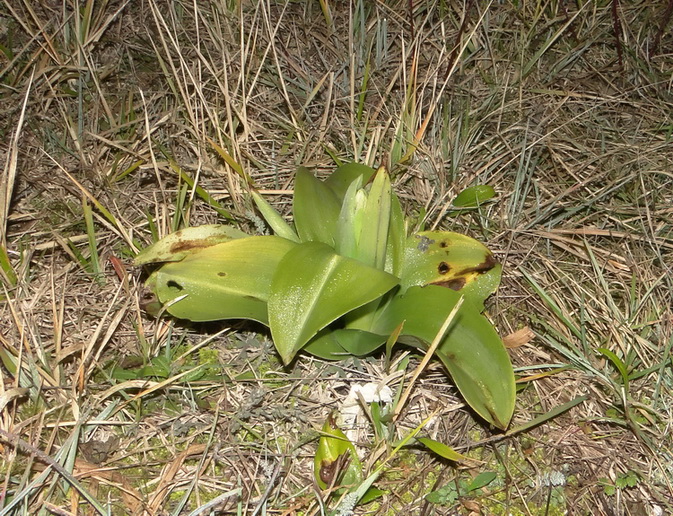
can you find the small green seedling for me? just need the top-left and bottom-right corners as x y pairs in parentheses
(599, 470), (641, 496)
(314, 414), (364, 492)
(134, 163), (515, 429)
(425, 471), (497, 507)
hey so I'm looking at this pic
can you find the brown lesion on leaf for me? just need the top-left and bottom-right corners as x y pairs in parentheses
(169, 238), (216, 254)
(439, 240), (450, 248)
(434, 277), (467, 291)
(319, 452), (351, 488)
(140, 288), (157, 305)
(166, 280), (183, 290)
(319, 458), (338, 485)
(430, 254), (498, 291)
(139, 288), (161, 314)
(217, 271), (227, 277)
(459, 253), (498, 275)
(438, 261), (451, 275)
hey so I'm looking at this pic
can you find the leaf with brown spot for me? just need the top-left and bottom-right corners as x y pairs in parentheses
(149, 236), (296, 323)
(134, 225), (249, 265)
(400, 231), (501, 309)
(314, 414), (363, 490)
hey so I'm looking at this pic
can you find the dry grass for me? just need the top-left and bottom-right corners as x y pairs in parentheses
(1, 0), (672, 514)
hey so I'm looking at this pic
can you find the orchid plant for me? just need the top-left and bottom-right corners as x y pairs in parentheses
(134, 163), (515, 429)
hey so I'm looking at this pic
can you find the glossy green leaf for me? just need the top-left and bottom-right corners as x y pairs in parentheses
(417, 437), (467, 462)
(335, 176), (367, 260)
(357, 167), (391, 269)
(334, 169), (397, 331)
(268, 242), (398, 364)
(337, 330), (387, 356)
(314, 415), (363, 490)
(133, 162), (515, 431)
(340, 288), (397, 333)
(134, 224), (248, 265)
(325, 162), (377, 200)
(373, 286), (515, 429)
(303, 329), (387, 360)
(302, 331), (349, 360)
(452, 185), (496, 207)
(293, 167), (341, 245)
(250, 190), (299, 242)
(385, 193), (407, 277)
(401, 230), (501, 309)
(149, 236), (296, 323)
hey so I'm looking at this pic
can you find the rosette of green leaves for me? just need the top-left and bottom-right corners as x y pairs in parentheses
(134, 163), (515, 429)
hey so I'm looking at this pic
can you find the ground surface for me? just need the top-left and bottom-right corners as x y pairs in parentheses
(1, 1), (672, 515)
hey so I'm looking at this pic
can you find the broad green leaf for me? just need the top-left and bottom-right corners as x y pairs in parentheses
(385, 193), (407, 277)
(134, 224), (248, 265)
(302, 331), (349, 360)
(341, 288), (397, 333)
(149, 236), (296, 323)
(336, 169), (397, 332)
(417, 437), (467, 462)
(292, 167), (341, 245)
(268, 242), (398, 364)
(357, 167), (391, 269)
(303, 329), (387, 360)
(251, 190), (300, 242)
(337, 330), (387, 356)
(325, 162), (377, 200)
(335, 177), (367, 260)
(452, 185), (496, 207)
(314, 415), (363, 490)
(373, 286), (515, 429)
(401, 231), (501, 309)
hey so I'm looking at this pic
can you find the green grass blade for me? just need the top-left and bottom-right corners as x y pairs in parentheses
(0, 244), (17, 287)
(82, 197), (102, 281)
(251, 190), (299, 242)
(164, 157), (234, 220)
